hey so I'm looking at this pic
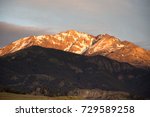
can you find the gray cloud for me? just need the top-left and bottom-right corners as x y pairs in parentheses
(0, 22), (51, 47)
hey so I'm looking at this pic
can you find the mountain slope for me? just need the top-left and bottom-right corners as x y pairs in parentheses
(0, 30), (95, 56)
(0, 30), (150, 68)
(0, 46), (150, 98)
(86, 34), (150, 68)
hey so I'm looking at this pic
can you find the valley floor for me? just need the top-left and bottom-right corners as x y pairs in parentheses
(0, 92), (83, 100)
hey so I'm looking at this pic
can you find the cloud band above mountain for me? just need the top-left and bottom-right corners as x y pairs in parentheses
(0, 22), (51, 47)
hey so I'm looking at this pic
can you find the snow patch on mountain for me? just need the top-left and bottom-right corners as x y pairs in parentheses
(0, 30), (150, 68)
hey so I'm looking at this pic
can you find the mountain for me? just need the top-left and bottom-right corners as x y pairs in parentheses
(0, 30), (150, 99)
(86, 34), (150, 68)
(0, 30), (95, 56)
(0, 30), (150, 68)
(0, 46), (150, 99)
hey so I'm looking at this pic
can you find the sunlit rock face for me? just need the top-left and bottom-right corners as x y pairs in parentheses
(0, 30), (150, 68)
(85, 34), (150, 68)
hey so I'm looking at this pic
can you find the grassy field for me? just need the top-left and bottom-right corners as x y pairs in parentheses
(0, 92), (83, 100)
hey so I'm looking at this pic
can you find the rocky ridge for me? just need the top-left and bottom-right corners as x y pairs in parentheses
(0, 30), (150, 67)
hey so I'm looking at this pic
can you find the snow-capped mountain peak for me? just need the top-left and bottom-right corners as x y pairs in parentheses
(0, 30), (95, 56)
(0, 30), (150, 68)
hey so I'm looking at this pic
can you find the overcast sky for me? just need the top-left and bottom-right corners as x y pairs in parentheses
(0, 0), (150, 49)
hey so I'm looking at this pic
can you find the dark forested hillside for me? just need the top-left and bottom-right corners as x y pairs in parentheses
(0, 46), (150, 99)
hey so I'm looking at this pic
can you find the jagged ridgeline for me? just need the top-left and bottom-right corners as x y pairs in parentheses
(1, 30), (150, 68)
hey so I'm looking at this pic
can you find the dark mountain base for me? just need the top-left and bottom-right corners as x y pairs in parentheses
(0, 46), (150, 99)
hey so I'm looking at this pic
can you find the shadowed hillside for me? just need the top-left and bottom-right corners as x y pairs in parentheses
(0, 46), (150, 99)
